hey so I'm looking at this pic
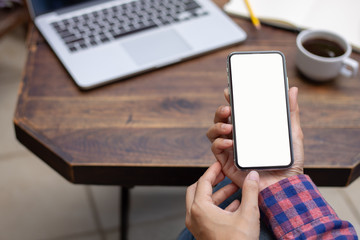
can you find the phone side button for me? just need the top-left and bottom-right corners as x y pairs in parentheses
(287, 77), (289, 90)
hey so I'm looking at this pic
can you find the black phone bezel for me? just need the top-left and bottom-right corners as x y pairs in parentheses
(226, 51), (294, 170)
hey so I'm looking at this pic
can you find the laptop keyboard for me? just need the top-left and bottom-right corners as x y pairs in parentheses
(51, 0), (208, 53)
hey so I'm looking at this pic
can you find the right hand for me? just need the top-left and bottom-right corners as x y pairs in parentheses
(206, 87), (305, 191)
(185, 161), (260, 240)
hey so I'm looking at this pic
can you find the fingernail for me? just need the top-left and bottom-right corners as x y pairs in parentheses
(221, 123), (229, 129)
(247, 171), (259, 182)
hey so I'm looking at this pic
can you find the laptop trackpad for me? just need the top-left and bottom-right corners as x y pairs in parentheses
(122, 29), (191, 66)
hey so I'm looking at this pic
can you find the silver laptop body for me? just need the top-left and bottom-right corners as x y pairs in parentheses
(27, 0), (247, 89)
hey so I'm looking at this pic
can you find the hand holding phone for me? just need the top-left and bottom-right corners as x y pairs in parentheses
(207, 86), (304, 190)
(227, 51), (294, 169)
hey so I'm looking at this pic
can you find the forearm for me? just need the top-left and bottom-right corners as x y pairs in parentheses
(259, 174), (358, 239)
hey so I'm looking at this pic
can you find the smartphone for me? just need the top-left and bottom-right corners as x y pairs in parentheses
(227, 51), (293, 169)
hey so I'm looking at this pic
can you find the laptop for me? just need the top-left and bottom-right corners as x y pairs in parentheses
(27, 0), (247, 89)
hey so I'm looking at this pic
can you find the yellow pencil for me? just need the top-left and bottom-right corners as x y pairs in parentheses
(244, 0), (261, 30)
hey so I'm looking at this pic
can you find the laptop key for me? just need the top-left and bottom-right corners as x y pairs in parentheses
(60, 32), (75, 39)
(185, 2), (200, 11)
(100, 37), (110, 43)
(69, 46), (78, 52)
(112, 24), (158, 39)
(64, 36), (84, 44)
(90, 40), (98, 46)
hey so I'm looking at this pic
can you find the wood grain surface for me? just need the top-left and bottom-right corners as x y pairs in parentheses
(14, 0), (360, 186)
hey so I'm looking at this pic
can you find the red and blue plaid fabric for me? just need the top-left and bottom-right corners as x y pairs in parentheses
(259, 174), (358, 239)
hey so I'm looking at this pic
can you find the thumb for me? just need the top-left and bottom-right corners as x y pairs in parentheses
(238, 171), (260, 216)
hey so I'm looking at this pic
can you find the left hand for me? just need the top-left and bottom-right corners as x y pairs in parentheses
(206, 87), (304, 191)
(185, 161), (260, 240)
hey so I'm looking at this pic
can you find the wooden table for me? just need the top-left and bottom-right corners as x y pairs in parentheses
(13, 0), (360, 238)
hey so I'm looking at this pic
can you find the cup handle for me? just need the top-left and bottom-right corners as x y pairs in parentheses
(340, 58), (359, 77)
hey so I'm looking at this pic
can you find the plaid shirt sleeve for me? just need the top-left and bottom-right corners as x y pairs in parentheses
(259, 174), (358, 239)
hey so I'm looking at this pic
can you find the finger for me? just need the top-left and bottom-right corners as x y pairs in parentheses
(225, 199), (240, 212)
(289, 87), (305, 172)
(195, 162), (223, 201)
(186, 182), (197, 214)
(211, 138), (233, 156)
(206, 122), (232, 143)
(289, 87), (304, 141)
(224, 88), (230, 104)
(212, 182), (239, 206)
(237, 171), (260, 216)
(213, 105), (231, 124)
(185, 162), (224, 214)
(289, 87), (299, 114)
(214, 170), (226, 187)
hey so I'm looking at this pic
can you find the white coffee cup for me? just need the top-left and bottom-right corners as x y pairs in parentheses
(296, 30), (358, 81)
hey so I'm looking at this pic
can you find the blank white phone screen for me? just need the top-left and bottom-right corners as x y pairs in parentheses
(229, 52), (292, 168)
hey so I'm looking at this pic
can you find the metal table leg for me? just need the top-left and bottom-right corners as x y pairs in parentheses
(120, 186), (131, 240)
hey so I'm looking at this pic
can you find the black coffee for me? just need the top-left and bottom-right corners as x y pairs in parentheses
(302, 38), (345, 58)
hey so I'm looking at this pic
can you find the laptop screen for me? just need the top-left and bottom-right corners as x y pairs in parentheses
(30, 0), (96, 16)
